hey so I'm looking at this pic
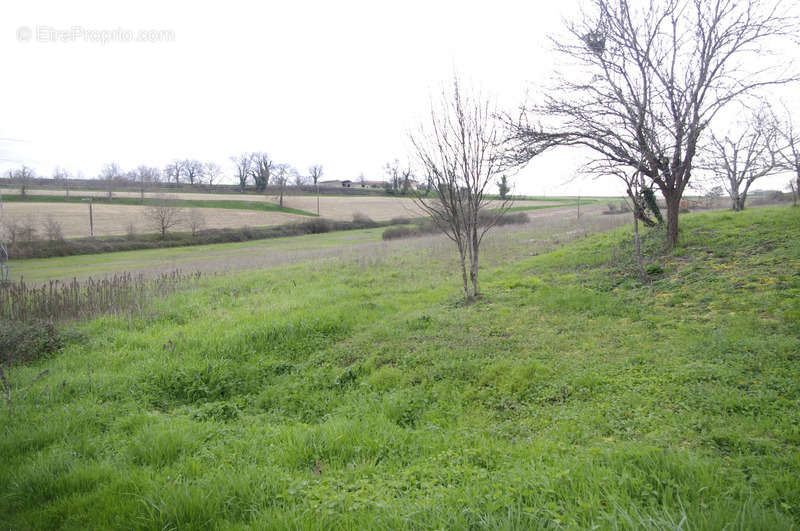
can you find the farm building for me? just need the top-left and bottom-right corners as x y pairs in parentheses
(319, 179), (387, 189)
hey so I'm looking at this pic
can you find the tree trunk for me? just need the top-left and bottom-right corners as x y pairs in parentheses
(665, 192), (680, 247)
(633, 212), (647, 282)
(457, 244), (469, 301)
(469, 230), (480, 297)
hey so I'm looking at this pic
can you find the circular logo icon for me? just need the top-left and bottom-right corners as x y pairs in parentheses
(16, 26), (32, 42)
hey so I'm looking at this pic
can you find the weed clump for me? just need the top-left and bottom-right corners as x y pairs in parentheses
(0, 320), (62, 365)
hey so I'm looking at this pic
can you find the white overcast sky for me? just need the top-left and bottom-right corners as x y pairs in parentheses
(1, 0), (797, 196)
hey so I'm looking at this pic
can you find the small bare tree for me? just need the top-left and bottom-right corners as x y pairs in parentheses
(309, 165), (323, 215)
(293, 172), (309, 187)
(53, 167), (71, 198)
(204, 162), (223, 187)
(134, 165), (161, 202)
(144, 196), (184, 239)
(701, 106), (783, 211)
(99, 162), (121, 199)
(272, 164), (294, 208)
(42, 216), (64, 242)
(186, 209), (206, 237)
(411, 76), (510, 301)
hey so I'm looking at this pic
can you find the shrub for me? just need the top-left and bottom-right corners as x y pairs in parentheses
(485, 211), (529, 226)
(383, 225), (429, 241)
(126, 222), (137, 240)
(42, 216), (64, 242)
(351, 212), (379, 229)
(297, 218), (332, 234)
(0, 319), (62, 365)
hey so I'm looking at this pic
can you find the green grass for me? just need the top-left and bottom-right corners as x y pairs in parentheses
(9, 226), (388, 282)
(1, 206), (798, 529)
(3, 194), (317, 217)
(502, 201), (595, 212)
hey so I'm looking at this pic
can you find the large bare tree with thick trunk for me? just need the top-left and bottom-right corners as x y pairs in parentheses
(506, 0), (798, 246)
(182, 159), (205, 186)
(701, 105), (783, 211)
(411, 77), (511, 301)
(163, 160), (186, 186)
(10, 166), (35, 196)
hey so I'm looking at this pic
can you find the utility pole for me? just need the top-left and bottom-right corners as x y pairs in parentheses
(82, 197), (94, 237)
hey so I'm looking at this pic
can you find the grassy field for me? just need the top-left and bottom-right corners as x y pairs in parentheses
(8, 205), (624, 283)
(1, 206), (798, 529)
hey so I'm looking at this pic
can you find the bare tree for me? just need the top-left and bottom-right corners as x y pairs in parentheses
(400, 167), (414, 195)
(272, 164), (295, 208)
(309, 165), (323, 215)
(144, 196), (184, 239)
(98, 162), (121, 199)
(309, 165), (323, 187)
(204, 162), (223, 187)
(231, 153), (253, 192)
(164, 159), (186, 186)
(42, 216), (64, 242)
(183, 159), (205, 186)
(53, 167), (71, 198)
(701, 106), (783, 211)
(250, 152), (273, 192)
(384, 159), (402, 193)
(10, 166), (35, 196)
(293, 172), (309, 187)
(411, 77), (510, 300)
(186, 209), (206, 237)
(133, 165), (161, 202)
(506, 0), (798, 246)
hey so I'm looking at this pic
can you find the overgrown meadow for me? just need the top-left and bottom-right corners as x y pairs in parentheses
(1, 207), (798, 529)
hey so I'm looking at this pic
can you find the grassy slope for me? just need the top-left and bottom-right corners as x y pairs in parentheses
(1, 207), (798, 529)
(2, 194), (317, 217)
